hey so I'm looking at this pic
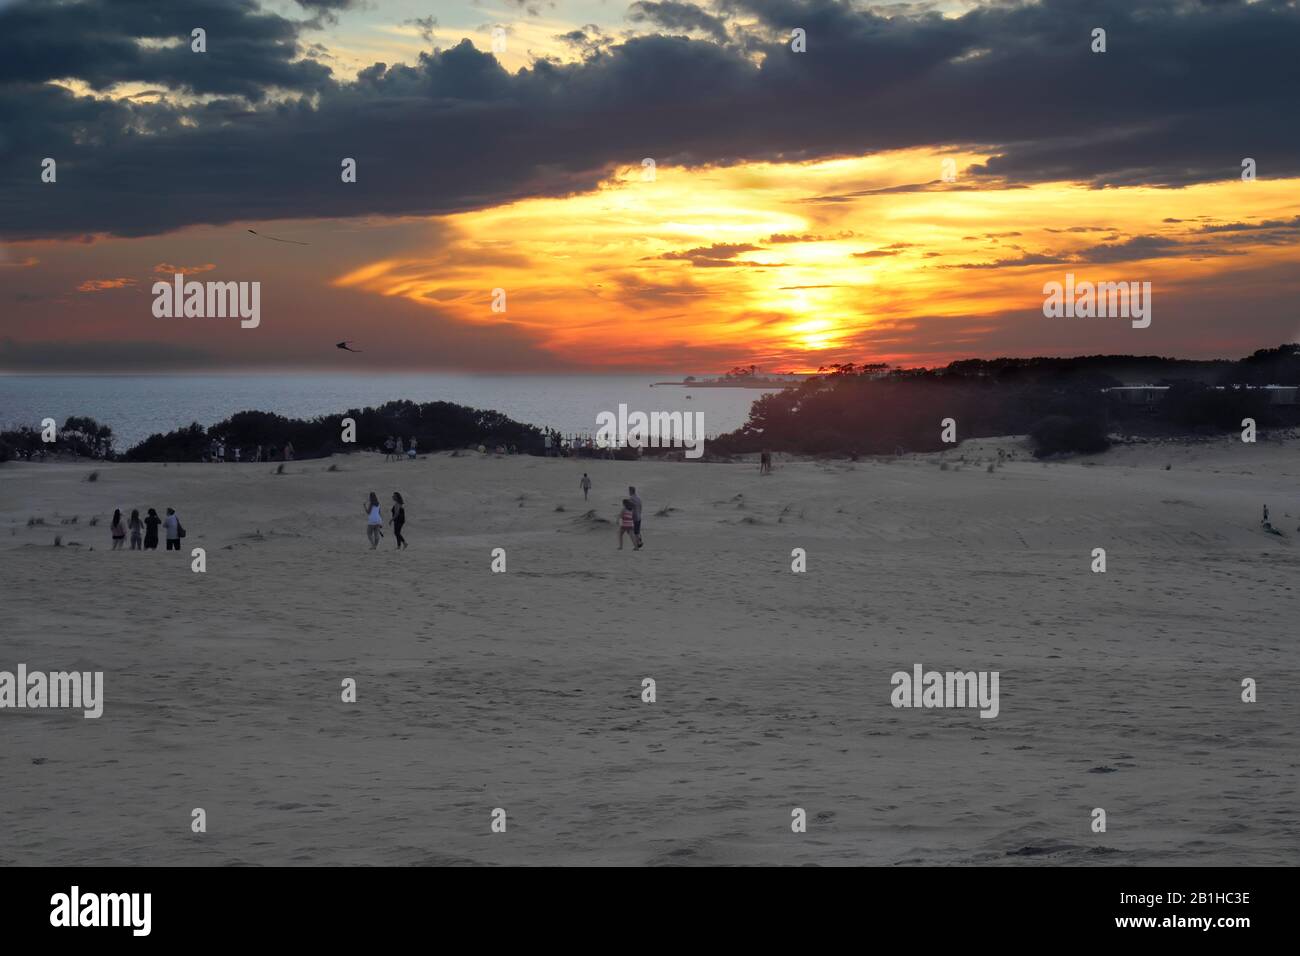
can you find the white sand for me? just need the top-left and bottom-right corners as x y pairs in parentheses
(1, 438), (1297, 865)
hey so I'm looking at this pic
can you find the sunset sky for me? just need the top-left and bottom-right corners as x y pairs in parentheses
(3, 0), (1299, 373)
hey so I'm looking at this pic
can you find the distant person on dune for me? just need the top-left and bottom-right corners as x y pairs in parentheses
(128, 509), (144, 550)
(1261, 504), (1282, 535)
(618, 498), (637, 550)
(163, 507), (182, 551)
(581, 473), (592, 500)
(384, 436), (394, 462)
(365, 492), (383, 549)
(110, 509), (126, 550)
(628, 486), (643, 549)
(390, 492), (407, 549)
(395, 436), (404, 460)
(760, 449), (772, 475)
(408, 437), (418, 460)
(143, 508), (161, 550)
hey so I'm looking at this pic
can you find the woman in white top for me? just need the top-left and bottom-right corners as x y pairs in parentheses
(365, 492), (383, 549)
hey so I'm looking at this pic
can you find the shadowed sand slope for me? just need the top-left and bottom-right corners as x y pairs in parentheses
(1, 439), (1297, 865)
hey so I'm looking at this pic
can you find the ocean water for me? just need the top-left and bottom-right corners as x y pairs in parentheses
(0, 373), (782, 451)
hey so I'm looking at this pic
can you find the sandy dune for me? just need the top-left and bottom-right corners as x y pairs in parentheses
(1, 438), (1297, 865)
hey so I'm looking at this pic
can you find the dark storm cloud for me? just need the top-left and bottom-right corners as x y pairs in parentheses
(628, 2), (730, 41)
(0, 0), (331, 98)
(1, 0), (1298, 240)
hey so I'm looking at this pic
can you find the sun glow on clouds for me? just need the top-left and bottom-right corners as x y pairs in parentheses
(334, 149), (1300, 370)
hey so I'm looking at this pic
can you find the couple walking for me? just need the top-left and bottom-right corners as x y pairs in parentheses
(618, 486), (643, 551)
(365, 491), (408, 549)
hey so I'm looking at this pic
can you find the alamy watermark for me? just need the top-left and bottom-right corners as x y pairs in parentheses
(1043, 273), (1151, 328)
(595, 403), (706, 458)
(152, 273), (260, 328)
(891, 664), (999, 719)
(50, 886), (150, 936)
(0, 664), (103, 718)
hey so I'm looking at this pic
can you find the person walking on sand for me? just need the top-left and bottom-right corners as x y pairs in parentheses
(384, 436), (395, 462)
(110, 509), (126, 550)
(163, 507), (182, 551)
(618, 498), (637, 550)
(760, 449), (772, 475)
(143, 508), (161, 550)
(581, 472), (592, 501)
(390, 492), (407, 549)
(628, 486), (643, 549)
(128, 508), (144, 550)
(395, 436), (404, 460)
(408, 437), (418, 460)
(365, 492), (383, 549)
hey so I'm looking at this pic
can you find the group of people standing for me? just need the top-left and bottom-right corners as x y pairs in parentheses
(365, 492), (407, 549)
(206, 441), (293, 463)
(382, 436), (418, 462)
(109, 507), (184, 551)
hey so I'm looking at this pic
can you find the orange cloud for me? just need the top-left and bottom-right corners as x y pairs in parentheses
(334, 150), (1300, 370)
(153, 262), (217, 275)
(76, 278), (137, 292)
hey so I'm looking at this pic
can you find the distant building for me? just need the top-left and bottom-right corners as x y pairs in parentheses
(1101, 384), (1298, 405)
(1102, 385), (1168, 405)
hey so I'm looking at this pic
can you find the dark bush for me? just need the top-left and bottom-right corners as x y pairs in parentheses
(123, 401), (544, 462)
(1162, 382), (1275, 431)
(1029, 416), (1111, 458)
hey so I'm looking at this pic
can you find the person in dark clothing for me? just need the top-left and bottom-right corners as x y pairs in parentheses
(390, 492), (407, 549)
(143, 508), (161, 550)
(110, 509), (126, 550)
